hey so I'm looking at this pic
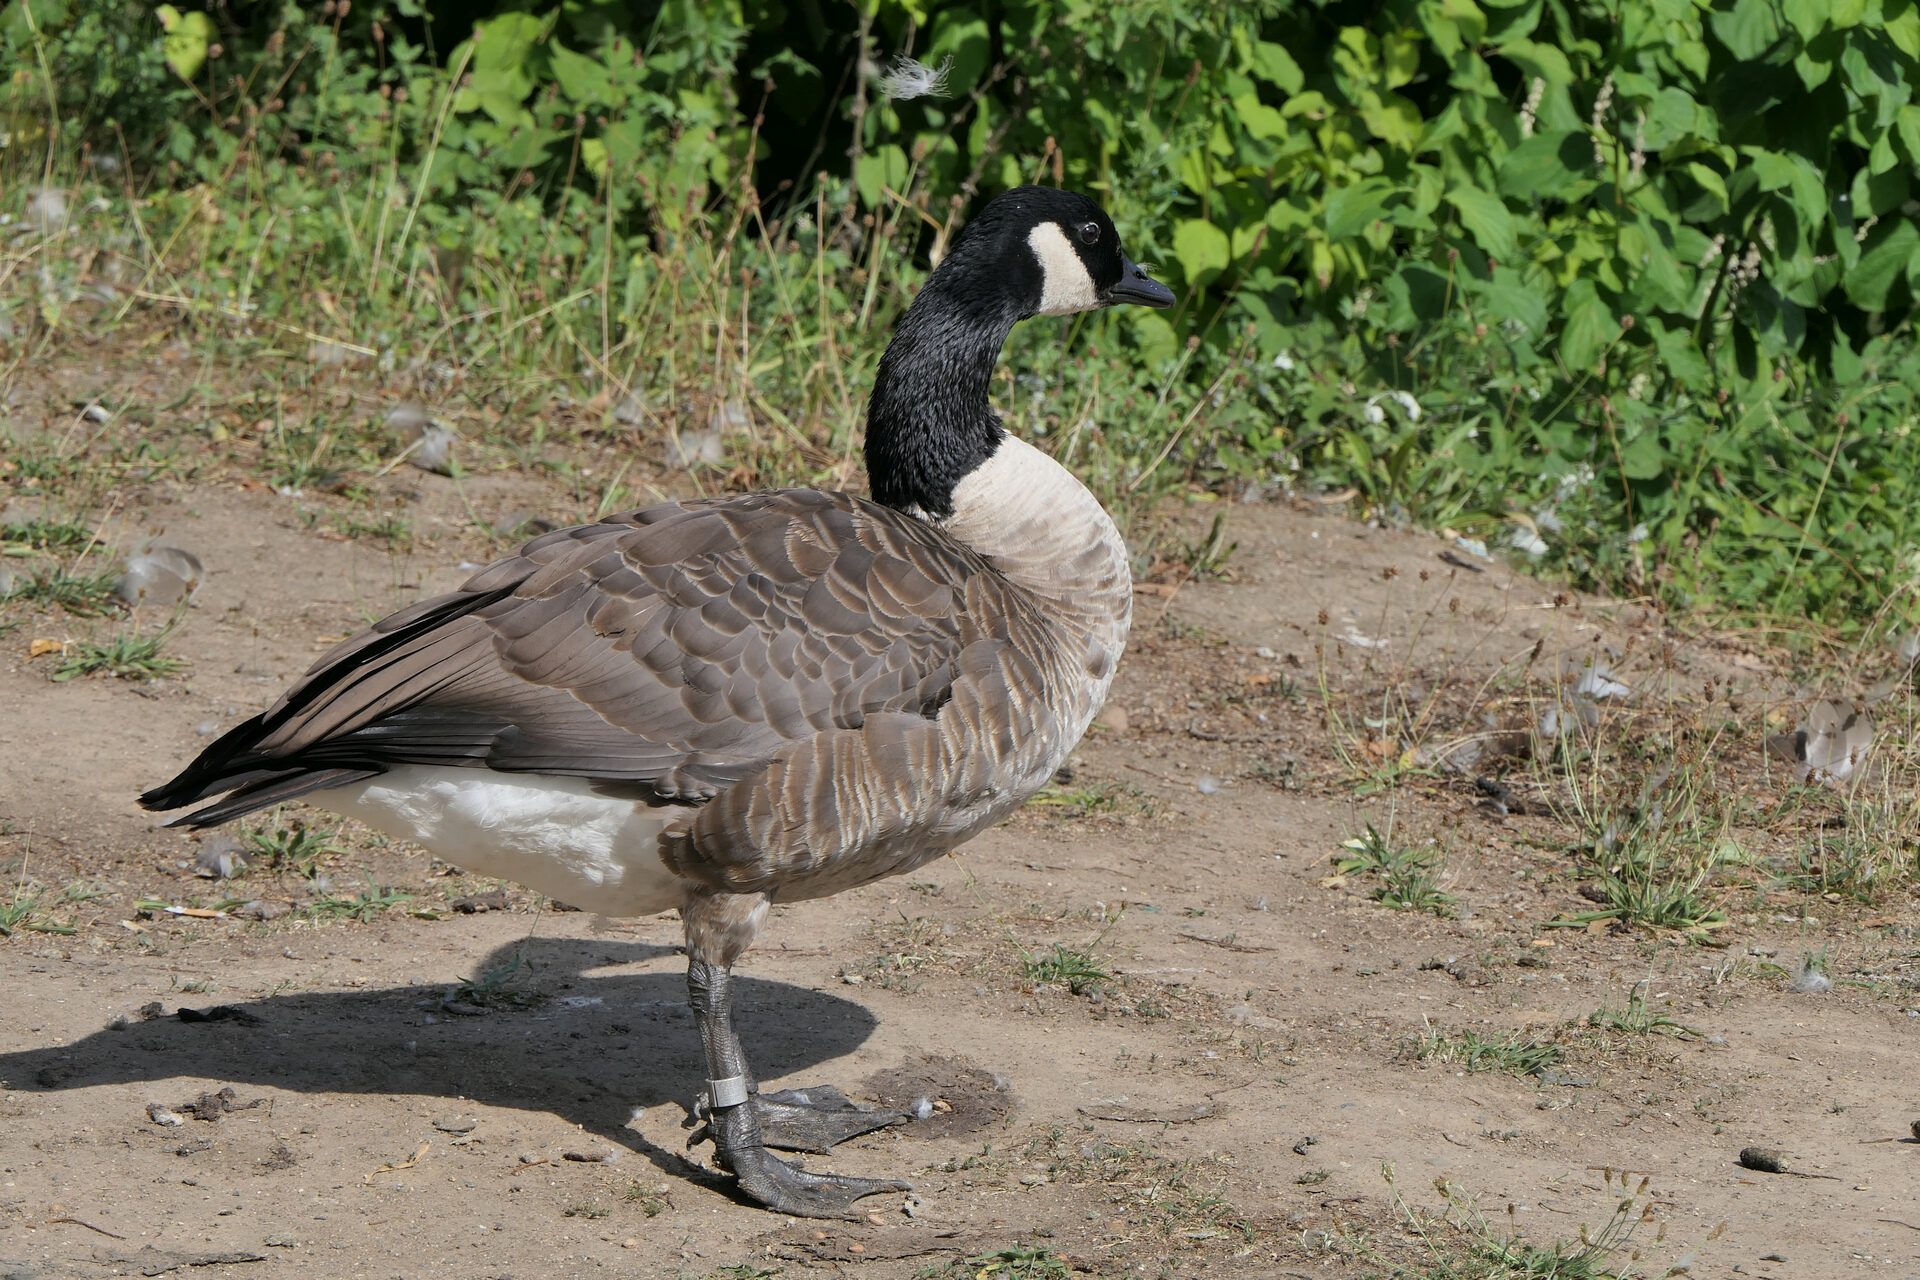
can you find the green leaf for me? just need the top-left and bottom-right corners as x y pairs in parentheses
(1844, 219), (1920, 310)
(1446, 185), (1518, 261)
(1559, 278), (1616, 369)
(1324, 178), (1395, 238)
(548, 42), (613, 107)
(1497, 131), (1586, 198)
(472, 12), (551, 72)
(1251, 40), (1304, 93)
(1711, 0), (1783, 59)
(1173, 219), (1232, 284)
(853, 145), (909, 210)
(156, 5), (214, 83)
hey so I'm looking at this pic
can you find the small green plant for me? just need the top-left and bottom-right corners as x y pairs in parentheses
(955, 1245), (1073, 1280)
(306, 880), (412, 923)
(51, 630), (184, 682)
(622, 1182), (670, 1217)
(10, 567), (118, 615)
(1416, 1026), (1564, 1079)
(1549, 749), (1731, 938)
(1028, 779), (1154, 818)
(244, 821), (341, 871)
(561, 1201), (611, 1220)
(1376, 1164), (1700, 1279)
(1019, 944), (1110, 996)
(0, 888), (77, 937)
(1, 519), (92, 553)
(1336, 824), (1458, 918)
(452, 952), (542, 1010)
(1586, 984), (1700, 1041)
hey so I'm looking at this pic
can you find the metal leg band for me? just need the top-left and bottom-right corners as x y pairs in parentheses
(708, 1074), (751, 1109)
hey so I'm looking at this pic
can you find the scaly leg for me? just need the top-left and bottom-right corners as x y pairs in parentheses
(684, 889), (909, 1217)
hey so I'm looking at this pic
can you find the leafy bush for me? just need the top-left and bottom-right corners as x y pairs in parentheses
(4, 0), (1918, 625)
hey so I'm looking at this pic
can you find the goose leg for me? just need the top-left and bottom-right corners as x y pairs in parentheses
(684, 890), (909, 1218)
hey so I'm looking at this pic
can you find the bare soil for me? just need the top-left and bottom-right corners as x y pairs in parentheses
(2, 352), (1917, 1280)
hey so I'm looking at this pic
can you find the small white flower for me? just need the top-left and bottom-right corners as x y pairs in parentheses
(1272, 351), (1296, 372)
(877, 55), (953, 102)
(1389, 390), (1422, 421)
(1363, 401), (1386, 426)
(1628, 522), (1650, 544)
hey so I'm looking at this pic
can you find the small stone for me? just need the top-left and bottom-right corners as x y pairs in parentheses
(432, 1116), (477, 1135)
(1739, 1147), (1789, 1173)
(148, 1103), (186, 1127)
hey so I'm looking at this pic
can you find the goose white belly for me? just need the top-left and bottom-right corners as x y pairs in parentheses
(310, 765), (688, 916)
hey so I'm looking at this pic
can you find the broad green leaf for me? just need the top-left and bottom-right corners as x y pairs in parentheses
(156, 5), (214, 83)
(1420, 0), (1488, 59)
(548, 42), (613, 107)
(1324, 177), (1396, 238)
(1559, 278), (1616, 369)
(1233, 92), (1288, 141)
(1360, 93), (1423, 149)
(1845, 219), (1920, 309)
(1497, 131), (1585, 198)
(1252, 40), (1304, 93)
(1446, 185), (1518, 261)
(1780, 0), (1826, 39)
(1173, 219), (1232, 283)
(1711, 0), (1782, 59)
(853, 145), (909, 210)
(472, 12), (550, 72)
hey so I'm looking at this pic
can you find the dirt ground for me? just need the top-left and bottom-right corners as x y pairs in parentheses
(2, 354), (1918, 1280)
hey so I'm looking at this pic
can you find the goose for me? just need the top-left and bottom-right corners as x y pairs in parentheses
(139, 186), (1175, 1217)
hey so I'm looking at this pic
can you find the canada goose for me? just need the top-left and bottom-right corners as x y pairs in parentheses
(140, 186), (1175, 1217)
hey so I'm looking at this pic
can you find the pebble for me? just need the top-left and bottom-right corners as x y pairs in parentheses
(147, 1103), (186, 1127)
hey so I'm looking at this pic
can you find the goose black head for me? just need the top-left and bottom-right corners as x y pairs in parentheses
(866, 187), (1175, 518)
(934, 186), (1177, 319)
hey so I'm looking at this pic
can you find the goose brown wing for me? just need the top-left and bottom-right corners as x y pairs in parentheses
(153, 490), (994, 814)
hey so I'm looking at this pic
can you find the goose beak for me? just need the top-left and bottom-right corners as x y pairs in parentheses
(1105, 257), (1177, 309)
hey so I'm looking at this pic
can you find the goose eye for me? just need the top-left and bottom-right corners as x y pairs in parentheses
(1077, 221), (1100, 246)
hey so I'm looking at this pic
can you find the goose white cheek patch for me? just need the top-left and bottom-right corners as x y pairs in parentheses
(1028, 221), (1100, 315)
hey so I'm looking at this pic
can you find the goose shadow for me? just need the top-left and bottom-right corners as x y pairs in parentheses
(0, 934), (889, 1190)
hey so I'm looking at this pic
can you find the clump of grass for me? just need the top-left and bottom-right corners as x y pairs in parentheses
(1336, 823), (1458, 918)
(1027, 778), (1155, 819)
(452, 952), (542, 1010)
(1, 519), (92, 552)
(622, 1183), (671, 1217)
(1415, 1026), (1563, 1078)
(952, 1246), (1072, 1280)
(1371, 1164), (1707, 1279)
(0, 888), (77, 937)
(1585, 983), (1700, 1040)
(10, 567), (118, 615)
(52, 630), (184, 682)
(1019, 943), (1110, 995)
(243, 821), (341, 871)
(1548, 746), (1731, 937)
(306, 880), (412, 923)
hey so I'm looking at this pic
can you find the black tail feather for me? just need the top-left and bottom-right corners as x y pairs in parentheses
(163, 768), (382, 829)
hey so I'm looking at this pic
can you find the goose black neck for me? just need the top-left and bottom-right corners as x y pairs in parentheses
(864, 275), (1022, 518)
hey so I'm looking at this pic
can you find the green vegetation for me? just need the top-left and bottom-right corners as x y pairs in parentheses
(243, 820), (342, 872)
(1337, 823), (1459, 918)
(1586, 984), (1701, 1040)
(1019, 942), (1110, 995)
(4, 0), (1919, 625)
(306, 879), (413, 922)
(1367, 1166), (1697, 1279)
(953, 1247), (1072, 1280)
(1415, 1026), (1564, 1078)
(51, 629), (184, 681)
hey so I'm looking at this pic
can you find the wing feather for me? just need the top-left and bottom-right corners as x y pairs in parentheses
(144, 490), (1030, 821)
